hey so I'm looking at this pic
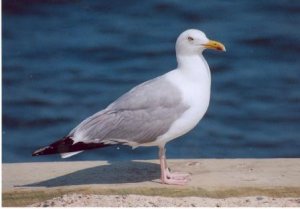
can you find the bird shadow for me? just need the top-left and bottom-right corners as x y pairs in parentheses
(18, 161), (160, 188)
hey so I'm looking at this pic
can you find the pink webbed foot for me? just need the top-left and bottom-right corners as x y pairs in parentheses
(166, 168), (191, 180)
(161, 168), (191, 185)
(161, 176), (188, 185)
(158, 146), (191, 185)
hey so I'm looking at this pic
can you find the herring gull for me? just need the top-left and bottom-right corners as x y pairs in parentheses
(32, 29), (225, 185)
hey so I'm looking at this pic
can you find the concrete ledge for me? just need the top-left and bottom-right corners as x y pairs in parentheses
(2, 159), (300, 206)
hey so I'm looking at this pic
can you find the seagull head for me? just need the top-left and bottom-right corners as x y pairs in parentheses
(176, 29), (226, 56)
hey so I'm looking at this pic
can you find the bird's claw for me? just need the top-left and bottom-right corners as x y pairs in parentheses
(161, 177), (188, 185)
(161, 168), (191, 185)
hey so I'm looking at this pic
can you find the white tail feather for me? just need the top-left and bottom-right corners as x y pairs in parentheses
(61, 151), (83, 158)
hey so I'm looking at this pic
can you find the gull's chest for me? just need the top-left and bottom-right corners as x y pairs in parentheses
(180, 79), (210, 108)
(154, 71), (211, 146)
(178, 77), (211, 126)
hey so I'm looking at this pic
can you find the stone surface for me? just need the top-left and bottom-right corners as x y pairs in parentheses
(2, 159), (300, 206)
(30, 194), (300, 207)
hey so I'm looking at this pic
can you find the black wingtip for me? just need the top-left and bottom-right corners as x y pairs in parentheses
(32, 145), (54, 156)
(32, 146), (51, 156)
(32, 136), (112, 157)
(32, 150), (40, 156)
(32, 136), (73, 157)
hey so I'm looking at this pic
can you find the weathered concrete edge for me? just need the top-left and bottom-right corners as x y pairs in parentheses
(3, 159), (300, 206)
(3, 186), (300, 207)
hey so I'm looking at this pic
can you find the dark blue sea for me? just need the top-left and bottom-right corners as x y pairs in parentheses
(3, 0), (300, 163)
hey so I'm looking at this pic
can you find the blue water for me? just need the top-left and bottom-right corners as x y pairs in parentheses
(3, 0), (300, 163)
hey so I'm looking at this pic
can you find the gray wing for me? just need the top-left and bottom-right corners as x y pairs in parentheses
(70, 76), (189, 145)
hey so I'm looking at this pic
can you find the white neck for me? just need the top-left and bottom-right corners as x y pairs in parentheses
(176, 54), (211, 82)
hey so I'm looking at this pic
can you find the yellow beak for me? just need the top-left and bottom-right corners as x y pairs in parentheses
(203, 40), (226, 51)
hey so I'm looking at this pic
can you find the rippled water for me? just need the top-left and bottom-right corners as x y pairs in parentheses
(3, 0), (300, 162)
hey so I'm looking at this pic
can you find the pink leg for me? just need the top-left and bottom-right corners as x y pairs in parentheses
(159, 146), (190, 185)
(163, 148), (191, 180)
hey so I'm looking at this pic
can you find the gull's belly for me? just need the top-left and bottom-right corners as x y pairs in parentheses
(153, 72), (211, 147)
(159, 88), (209, 142)
(177, 91), (210, 134)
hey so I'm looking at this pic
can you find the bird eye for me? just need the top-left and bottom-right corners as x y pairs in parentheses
(188, 36), (194, 41)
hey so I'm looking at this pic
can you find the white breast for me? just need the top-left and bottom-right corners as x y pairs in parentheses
(152, 67), (211, 147)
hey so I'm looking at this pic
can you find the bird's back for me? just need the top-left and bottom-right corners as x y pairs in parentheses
(69, 75), (190, 147)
